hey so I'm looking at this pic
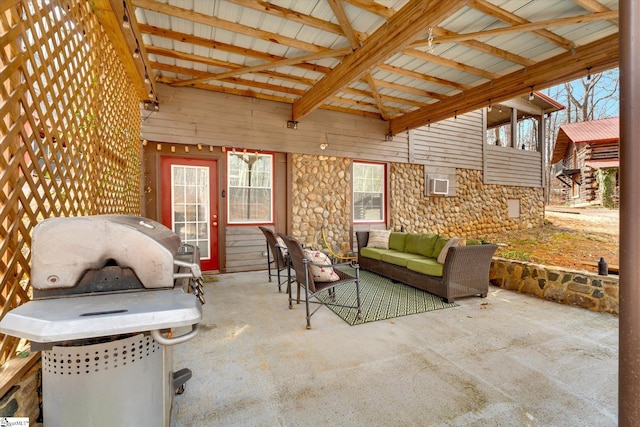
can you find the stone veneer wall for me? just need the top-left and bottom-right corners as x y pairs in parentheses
(291, 154), (352, 252)
(290, 157), (545, 251)
(0, 363), (41, 423)
(390, 166), (543, 236)
(490, 258), (619, 314)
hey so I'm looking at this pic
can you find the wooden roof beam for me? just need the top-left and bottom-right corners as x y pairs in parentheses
(292, 0), (468, 122)
(93, 0), (157, 101)
(389, 33), (619, 135)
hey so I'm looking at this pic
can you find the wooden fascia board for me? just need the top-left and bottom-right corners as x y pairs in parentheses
(291, 0), (468, 122)
(389, 33), (619, 135)
(92, 0), (155, 101)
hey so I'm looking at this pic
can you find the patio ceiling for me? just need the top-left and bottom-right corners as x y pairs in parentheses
(109, 0), (619, 134)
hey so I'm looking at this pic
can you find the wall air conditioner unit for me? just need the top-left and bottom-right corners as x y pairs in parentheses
(431, 178), (449, 195)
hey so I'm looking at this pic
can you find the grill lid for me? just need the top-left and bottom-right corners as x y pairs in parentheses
(0, 289), (201, 342)
(31, 215), (181, 290)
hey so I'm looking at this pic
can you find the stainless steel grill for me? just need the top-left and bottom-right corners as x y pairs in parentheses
(0, 215), (204, 427)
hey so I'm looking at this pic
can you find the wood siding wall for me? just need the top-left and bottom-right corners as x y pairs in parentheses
(484, 145), (543, 187)
(410, 111), (484, 170)
(142, 84), (410, 163)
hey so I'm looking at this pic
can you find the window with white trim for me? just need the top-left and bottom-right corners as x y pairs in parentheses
(227, 152), (273, 224)
(353, 162), (385, 222)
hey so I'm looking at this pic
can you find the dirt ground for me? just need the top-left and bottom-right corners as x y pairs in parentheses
(484, 207), (619, 274)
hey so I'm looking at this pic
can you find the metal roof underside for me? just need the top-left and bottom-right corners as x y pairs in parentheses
(126, 0), (619, 134)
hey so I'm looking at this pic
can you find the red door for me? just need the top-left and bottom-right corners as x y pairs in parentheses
(161, 157), (219, 272)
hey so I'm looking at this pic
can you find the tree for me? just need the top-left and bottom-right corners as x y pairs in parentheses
(563, 70), (619, 123)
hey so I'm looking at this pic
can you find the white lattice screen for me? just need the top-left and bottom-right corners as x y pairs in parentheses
(0, 0), (142, 364)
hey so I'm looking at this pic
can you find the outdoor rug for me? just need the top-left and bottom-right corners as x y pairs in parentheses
(317, 269), (458, 325)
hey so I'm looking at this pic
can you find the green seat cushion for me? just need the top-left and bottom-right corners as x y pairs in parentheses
(405, 233), (439, 257)
(360, 247), (393, 260)
(388, 232), (407, 252)
(432, 236), (449, 259)
(406, 258), (444, 277)
(381, 252), (425, 267)
(466, 239), (482, 246)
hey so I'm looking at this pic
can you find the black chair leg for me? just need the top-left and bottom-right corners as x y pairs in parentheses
(304, 285), (311, 329)
(266, 242), (273, 282)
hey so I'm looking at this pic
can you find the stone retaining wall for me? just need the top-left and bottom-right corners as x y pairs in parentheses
(0, 363), (41, 423)
(490, 257), (619, 314)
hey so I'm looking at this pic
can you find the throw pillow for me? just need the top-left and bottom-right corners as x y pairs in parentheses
(367, 229), (391, 249)
(303, 249), (340, 282)
(437, 237), (465, 264)
(276, 236), (288, 259)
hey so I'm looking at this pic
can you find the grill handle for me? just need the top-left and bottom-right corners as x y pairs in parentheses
(151, 324), (199, 346)
(173, 259), (203, 279)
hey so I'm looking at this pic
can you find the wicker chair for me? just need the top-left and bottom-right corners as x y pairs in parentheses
(258, 226), (290, 292)
(278, 233), (362, 329)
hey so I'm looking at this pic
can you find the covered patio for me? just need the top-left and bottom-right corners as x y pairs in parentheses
(1, 0), (639, 425)
(171, 271), (618, 426)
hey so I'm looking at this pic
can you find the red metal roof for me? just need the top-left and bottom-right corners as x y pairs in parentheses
(551, 117), (619, 163)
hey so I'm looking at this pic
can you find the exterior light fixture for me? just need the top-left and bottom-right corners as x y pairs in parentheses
(384, 133), (393, 142)
(122, 12), (131, 29)
(320, 143), (328, 150)
(528, 86), (535, 101)
(586, 67), (592, 85)
(287, 120), (298, 129)
(133, 47), (140, 58)
(487, 100), (492, 112)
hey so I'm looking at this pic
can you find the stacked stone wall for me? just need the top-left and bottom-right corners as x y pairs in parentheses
(290, 156), (545, 250)
(390, 165), (543, 237)
(290, 154), (352, 252)
(490, 258), (619, 314)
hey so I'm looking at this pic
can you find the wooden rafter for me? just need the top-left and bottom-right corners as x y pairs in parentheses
(292, 0), (468, 121)
(131, 0), (327, 53)
(431, 10), (618, 45)
(389, 33), (619, 135)
(173, 48), (352, 87)
(468, 0), (575, 50)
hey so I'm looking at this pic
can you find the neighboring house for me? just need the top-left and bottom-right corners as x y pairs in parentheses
(551, 118), (620, 207)
(141, 85), (563, 273)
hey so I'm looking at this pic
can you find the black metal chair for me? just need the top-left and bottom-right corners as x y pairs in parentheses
(278, 233), (362, 329)
(258, 226), (290, 292)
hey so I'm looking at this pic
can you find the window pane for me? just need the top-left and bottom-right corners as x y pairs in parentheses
(227, 153), (273, 223)
(353, 162), (385, 222)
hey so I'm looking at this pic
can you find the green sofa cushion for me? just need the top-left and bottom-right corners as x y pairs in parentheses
(388, 232), (407, 252)
(432, 236), (449, 259)
(360, 247), (392, 260)
(405, 233), (439, 257)
(381, 252), (425, 267)
(466, 239), (482, 246)
(406, 258), (444, 277)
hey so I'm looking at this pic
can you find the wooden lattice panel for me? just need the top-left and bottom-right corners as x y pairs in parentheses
(0, 0), (142, 364)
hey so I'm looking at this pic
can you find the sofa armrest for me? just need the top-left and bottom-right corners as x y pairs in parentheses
(442, 244), (498, 299)
(355, 231), (369, 253)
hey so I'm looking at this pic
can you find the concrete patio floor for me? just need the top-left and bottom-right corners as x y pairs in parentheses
(171, 270), (618, 427)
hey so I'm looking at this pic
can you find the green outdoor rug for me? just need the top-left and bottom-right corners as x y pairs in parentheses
(317, 269), (458, 325)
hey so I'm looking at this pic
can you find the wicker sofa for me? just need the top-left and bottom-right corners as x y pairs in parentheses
(356, 231), (497, 303)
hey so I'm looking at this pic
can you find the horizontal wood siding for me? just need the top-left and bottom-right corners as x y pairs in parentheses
(591, 142), (619, 159)
(225, 226), (269, 272)
(142, 84), (410, 164)
(485, 145), (543, 187)
(410, 111), (484, 170)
